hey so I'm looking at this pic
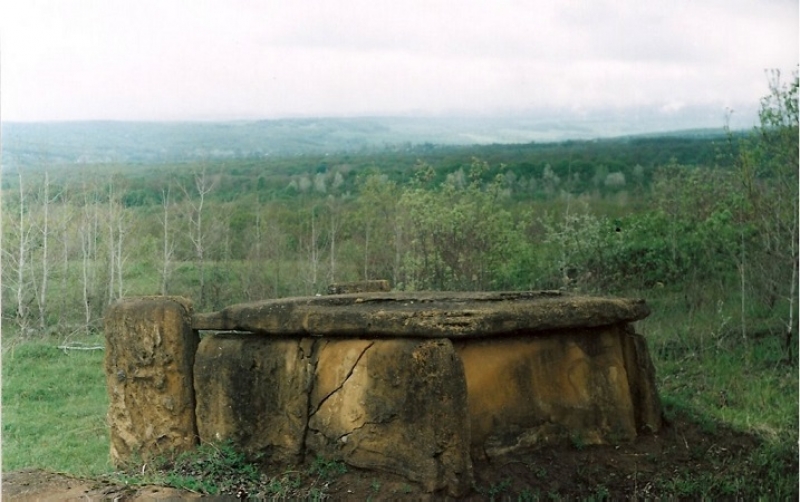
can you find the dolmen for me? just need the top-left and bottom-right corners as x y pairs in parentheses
(104, 290), (661, 497)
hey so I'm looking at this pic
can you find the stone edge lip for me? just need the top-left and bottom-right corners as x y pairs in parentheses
(192, 291), (650, 339)
(113, 295), (194, 311)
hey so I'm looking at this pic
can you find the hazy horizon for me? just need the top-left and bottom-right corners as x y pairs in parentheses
(0, 103), (760, 140)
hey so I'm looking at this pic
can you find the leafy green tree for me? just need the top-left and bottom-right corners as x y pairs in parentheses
(735, 70), (798, 356)
(354, 173), (402, 285)
(399, 159), (524, 291)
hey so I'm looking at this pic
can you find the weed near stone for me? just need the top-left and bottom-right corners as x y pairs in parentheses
(308, 454), (348, 480)
(485, 477), (512, 500)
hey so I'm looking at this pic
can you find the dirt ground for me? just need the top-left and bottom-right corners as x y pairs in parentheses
(2, 413), (791, 501)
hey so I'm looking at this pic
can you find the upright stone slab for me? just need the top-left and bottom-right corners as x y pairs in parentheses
(104, 297), (198, 465)
(305, 338), (473, 497)
(193, 334), (313, 464)
(455, 325), (637, 458)
(621, 325), (663, 433)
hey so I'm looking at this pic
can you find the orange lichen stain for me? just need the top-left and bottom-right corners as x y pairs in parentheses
(564, 343), (591, 403)
(456, 338), (539, 444)
(454, 329), (636, 447)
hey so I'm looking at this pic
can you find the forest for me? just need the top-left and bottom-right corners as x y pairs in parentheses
(0, 107), (793, 344)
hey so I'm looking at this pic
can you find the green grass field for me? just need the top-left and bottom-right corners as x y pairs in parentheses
(639, 288), (799, 442)
(2, 335), (111, 476)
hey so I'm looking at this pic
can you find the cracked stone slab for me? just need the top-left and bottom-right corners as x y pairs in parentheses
(192, 291), (650, 338)
(306, 338), (473, 497)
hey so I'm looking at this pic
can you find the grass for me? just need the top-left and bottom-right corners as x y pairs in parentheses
(2, 335), (110, 476)
(112, 444), (354, 498)
(635, 285), (798, 499)
(120, 440), (262, 495)
(638, 287), (798, 443)
(644, 421), (798, 499)
(308, 454), (348, 480)
(658, 341), (797, 440)
(484, 478), (512, 500)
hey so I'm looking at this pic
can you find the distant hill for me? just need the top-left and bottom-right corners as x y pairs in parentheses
(0, 116), (735, 169)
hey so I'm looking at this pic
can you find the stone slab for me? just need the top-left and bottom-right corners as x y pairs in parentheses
(455, 325), (638, 458)
(192, 291), (650, 338)
(305, 338), (473, 497)
(621, 325), (663, 433)
(327, 280), (391, 295)
(104, 297), (199, 465)
(193, 334), (314, 464)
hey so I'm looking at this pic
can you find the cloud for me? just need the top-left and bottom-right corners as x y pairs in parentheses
(0, 0), (796, 121)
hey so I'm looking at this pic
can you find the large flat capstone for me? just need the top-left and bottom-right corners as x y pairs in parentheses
(192, 291), (650, 338)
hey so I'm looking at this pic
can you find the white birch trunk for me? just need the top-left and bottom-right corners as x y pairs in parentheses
(15, 172), (29, 329)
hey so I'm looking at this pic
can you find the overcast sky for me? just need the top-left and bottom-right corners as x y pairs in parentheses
(1, 1), (797, 124)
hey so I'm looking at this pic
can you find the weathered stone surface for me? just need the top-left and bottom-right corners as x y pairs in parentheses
(192, 291), (650, 338)
(621, 325), (663, 433)
(454, 324), (639, 458)
(327, 280), (391, 295)
(305, 338), (473, 497)
(193, 334), (313, 464)
(104, 297), (198, 465)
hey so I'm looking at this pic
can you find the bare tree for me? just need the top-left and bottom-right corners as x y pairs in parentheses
(110, 190), (129, 302)
(327, 195), (342, 285)
(16, 172), (30, 329)
(159, 185), (176, 295)
(3, 172), (35, 332)
(31, 172), (62, 329)
(308, 205), (320, 293)
(259, 203), (287, 298)
(97, 178), (131, 307)
(302, 205), (324, 294)
(55, 189), (75, 326)
(182, 168), (216, 308)
(79, 188), (95, 332)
